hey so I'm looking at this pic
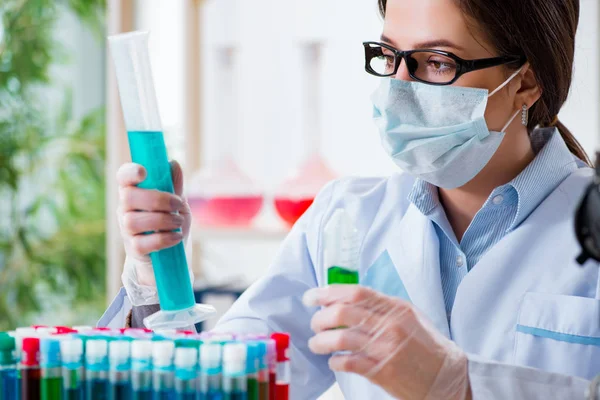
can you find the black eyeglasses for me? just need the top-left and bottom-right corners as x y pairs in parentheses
(363, 41), (526, 86)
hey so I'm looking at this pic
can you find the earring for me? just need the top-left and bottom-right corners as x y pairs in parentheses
(521, 104), (528, 126)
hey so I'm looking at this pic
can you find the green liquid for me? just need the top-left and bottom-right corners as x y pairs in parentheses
(41, 376), (63, 400)
(247, 378), (258, 400)
(327, 266), (359, 284)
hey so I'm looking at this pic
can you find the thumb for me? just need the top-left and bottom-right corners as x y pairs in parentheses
(170, 160), (184, 197)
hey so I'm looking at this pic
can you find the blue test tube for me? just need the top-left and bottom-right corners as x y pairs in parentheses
(222, 343), (247, 400)
(199, 343), (222, 400)
(86, 339), (109, 400)
(0, 333), (18, 400)
(130, 341), (153, 400)
(109, 340), (132, 400)
(152, 341), (175, 399)
(60, 338), (84, 400)
(174, 347), (197, 400)
(107, 31), (216, 330)
(40, 338), (63, 400)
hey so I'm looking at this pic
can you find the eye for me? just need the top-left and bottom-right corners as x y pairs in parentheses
(426, 57), (457, 74)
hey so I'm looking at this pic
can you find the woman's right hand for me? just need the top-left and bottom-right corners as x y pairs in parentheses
(116, 160), (192, 291)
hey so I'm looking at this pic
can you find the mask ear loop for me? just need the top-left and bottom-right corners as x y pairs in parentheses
(500, 108), (521, 133)
(488, 66), (524, 98)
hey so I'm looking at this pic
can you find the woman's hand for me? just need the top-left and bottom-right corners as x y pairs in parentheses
(116, 160), (192, 304)
(304, 285), (471, 400)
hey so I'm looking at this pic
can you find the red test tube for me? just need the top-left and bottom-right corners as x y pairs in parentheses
(271, 333), (290, 400)
(20, 337), (41, 400)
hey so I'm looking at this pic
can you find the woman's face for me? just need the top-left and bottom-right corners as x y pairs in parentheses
(382, 0), (523, 131)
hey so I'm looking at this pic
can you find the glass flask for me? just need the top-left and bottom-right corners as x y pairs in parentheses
(188, 47), (264, 228)
(274, 42), (336, 228)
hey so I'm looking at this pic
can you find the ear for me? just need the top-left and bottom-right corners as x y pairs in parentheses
(513, 62), (542, 110)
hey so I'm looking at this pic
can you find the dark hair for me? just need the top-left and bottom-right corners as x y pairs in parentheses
(378, 0), (592, 165)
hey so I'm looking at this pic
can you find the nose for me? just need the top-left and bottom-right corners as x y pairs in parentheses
(393, 58), (412, 81)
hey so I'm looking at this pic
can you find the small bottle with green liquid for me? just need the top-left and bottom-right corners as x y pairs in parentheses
(324, 208), (360, 286)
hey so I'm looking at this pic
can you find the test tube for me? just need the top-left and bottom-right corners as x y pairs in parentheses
(223, 343), (247, 400)
(199, 343), (222, 400)
(107, 31), (216, 330)
(0, 333), (18, 400)
(21, 337), (41, 400)
(109, 340), (132, 400)
(245, 342), (259, 400)
(324, 209), (360, 285)
(174, 347), (198, 400)
(60, 338), (84, 400)
(265, 340), (276, 400)
(270, 334), (290, 400)
(130, 340), (153, 400)
(86, 339), (110, 400)
(152, 341), (175, 399)
(40, 338), (63, 400)
(255, 342), (269, 400)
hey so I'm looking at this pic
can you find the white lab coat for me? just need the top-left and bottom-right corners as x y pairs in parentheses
(100, 168), (597, 399)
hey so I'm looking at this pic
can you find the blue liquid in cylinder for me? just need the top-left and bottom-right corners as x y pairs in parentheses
(127, 130), (195, 311)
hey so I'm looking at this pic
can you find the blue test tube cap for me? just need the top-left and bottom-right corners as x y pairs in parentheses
(245, 341), (259, 374)
(254, 341), (268, 370)
(40, 338), (62, 368)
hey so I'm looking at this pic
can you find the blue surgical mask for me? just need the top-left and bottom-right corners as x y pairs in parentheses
(372, 68), (522, 189)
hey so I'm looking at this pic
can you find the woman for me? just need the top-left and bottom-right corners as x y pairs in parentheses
(101, 0), (598, 398)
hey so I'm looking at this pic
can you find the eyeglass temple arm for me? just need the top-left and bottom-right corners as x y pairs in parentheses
(466, 55), (526, 73)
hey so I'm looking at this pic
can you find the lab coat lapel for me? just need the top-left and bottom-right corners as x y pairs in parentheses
(387, 203), (450, 338)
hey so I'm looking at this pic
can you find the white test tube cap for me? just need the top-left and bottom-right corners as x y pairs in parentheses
(109, 340), (131, 366)
(200, 343), (222, 369)
(60, 338), (83, 363)
(108, 31), (162, 132)
(223, 343), (247, 376)
(36, 327), (57, 335)
(72, 326), (93, 332)
(152, 341), (175, 368)
(131, 340), (153, 360)
(175, 347), (198, 370)
(86, 339), (108, 361)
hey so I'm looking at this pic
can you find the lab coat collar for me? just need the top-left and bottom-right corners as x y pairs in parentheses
(387, 202), (450, 338)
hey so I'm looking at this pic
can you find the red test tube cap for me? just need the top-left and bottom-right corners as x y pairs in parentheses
(21, 337), (40, 366)
(271, 333), (290, 362)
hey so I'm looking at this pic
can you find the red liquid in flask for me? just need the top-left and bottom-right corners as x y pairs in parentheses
(189, 195), (264, 227)
(274, 198), (314, 227)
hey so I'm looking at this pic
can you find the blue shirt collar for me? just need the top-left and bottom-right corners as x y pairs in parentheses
(408, 127), (579, 231)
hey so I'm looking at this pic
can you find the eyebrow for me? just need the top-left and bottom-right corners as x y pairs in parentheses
(380, 34), (465, 51)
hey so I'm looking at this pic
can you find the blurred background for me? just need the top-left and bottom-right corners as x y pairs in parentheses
(0, 1), (599, 397)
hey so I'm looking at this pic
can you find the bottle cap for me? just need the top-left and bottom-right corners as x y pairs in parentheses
(223, 343), (246, 376)
(86, 339), (108, 369)
(152, 341), (175, 368)
(200, 343), (221, 374)
(55, 326), (76, 335)
(60, 338), (83, 366)
(175, 347), (198, 370)
(271, 333), (290, 362)
(254, 341), (268, 370)
(0, 334), (15, 365)
(21, 337), (40, 366)
(40, 338), (61, 368)
(266, 339), (276, 369)
(131, 340), (153, 360)
(245, 341), (259, 374)
(109, 340), (131, 371)
(35, 327), (57, 336)
(72, 326), (93, 333)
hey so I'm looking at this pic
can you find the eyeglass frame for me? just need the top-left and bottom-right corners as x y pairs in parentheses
(363, 41), (526, 86)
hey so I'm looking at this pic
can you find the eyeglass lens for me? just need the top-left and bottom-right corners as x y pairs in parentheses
(368, 45), (459, 84)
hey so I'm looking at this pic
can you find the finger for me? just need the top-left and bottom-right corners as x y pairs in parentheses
(171, 160), (184, 197)
(130, 231), (184, 256)
(120, 186), (183, 213)
(328, 353), (378, 376)
(304, 285), (390, 309)
(311, 303), (373, 333)
(308, 329), (370, 355)
(117, 163), (147, 188)
(122, 212), (185, 236)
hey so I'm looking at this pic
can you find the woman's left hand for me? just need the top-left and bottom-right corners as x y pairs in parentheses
(303, 285), (472, 400)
